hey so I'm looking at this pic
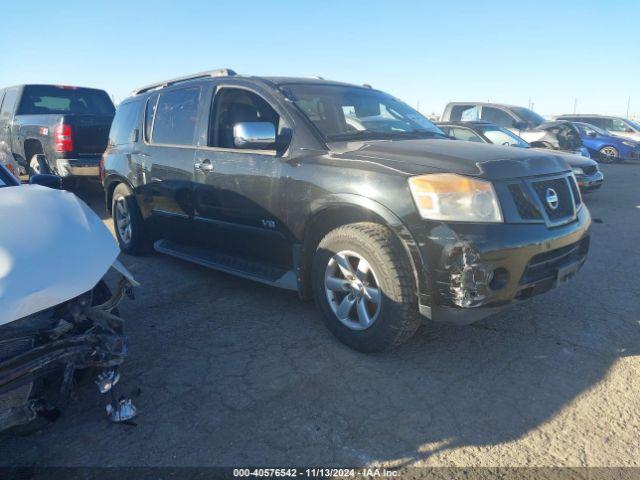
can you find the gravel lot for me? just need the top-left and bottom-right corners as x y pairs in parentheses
(2, 163), (639, 469)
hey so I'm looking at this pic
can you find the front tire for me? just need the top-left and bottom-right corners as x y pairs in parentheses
(598, 146), (619, 163)
(312, 222), (421, 352)
(111, 183), (150, 255)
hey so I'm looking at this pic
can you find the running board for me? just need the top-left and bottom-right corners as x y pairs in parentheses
(154, 239), (298, 291)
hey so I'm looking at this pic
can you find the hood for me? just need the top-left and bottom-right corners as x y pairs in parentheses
(331, 139), (571, 180)
(0, 185), (119, 325)
(544, 150), (597, 168)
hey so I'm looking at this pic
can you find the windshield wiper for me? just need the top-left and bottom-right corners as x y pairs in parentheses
(392, 129), (448, 139)
(327, 129), (446, 142)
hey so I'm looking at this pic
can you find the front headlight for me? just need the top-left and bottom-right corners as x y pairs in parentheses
(572, 167), (584, 175)
(408, 173), (503, 222)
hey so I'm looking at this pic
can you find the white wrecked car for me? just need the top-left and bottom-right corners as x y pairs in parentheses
(0, 165), (138, 432)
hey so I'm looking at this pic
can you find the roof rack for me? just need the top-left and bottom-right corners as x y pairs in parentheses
(131, 68), (237, 95)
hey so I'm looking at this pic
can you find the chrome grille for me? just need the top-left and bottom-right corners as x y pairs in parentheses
(532, 177), (575, 220)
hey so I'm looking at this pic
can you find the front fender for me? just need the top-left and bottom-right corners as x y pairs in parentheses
(306, 193), (431, 310)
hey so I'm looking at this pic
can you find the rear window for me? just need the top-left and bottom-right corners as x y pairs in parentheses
(17, 85), (115, 115)
(109, 101), (141, 146)
(151, 87), (201, 146)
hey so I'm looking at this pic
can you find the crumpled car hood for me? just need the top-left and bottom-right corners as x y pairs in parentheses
(331, 139), (572, 180)
(0, 185), (119, 325)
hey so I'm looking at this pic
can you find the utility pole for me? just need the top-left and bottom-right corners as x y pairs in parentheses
(573, 98), (578, 114)
(627, 97), (631, 118)
(417, 100), (420, 113)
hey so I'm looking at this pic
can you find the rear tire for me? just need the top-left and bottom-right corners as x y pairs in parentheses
(312, 222), (421, 352)
(28, 154), (50, 177)
(112, 183), (150, 255)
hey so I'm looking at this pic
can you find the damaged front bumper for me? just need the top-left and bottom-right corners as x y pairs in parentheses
(411, 205), (591, 325)
(0, 266), (137, 432)
(576, 171), (604, 192)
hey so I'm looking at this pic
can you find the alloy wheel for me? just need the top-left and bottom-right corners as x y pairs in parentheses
(114, 197), (132, 245)
(599, 146), (618, 162)
(324, 250), (382, 330)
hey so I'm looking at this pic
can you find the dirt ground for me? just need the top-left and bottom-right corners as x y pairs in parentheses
(2, 163), (639, 469)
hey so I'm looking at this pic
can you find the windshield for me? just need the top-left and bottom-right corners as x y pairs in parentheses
(575, 122), (608, 136)
(281, 84), (445, 142)
(17, 85), (115, 116)
(480, 126), (529, 148)
(511, 106), (546, 127)
(626, 119), (640, 131)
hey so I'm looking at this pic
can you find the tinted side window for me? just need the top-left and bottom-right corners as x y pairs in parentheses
(0, 88), (19, 120)
(109, 102), (141, 146)
(481, 107), (514, 128)
(610, 118), (630, 132)
(152, 87), (201, 146)
(449, 104), (476, 121)
(596, 118), (612, 130)
(144, 94), (159, 142)
(210, 88), (280, 149)
(449, 127), (484, 142)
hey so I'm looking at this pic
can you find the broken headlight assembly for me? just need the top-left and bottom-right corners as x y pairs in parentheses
(408, 173), (503, 223)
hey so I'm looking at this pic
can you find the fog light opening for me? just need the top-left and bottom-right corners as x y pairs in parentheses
(489, 268), (509, 291)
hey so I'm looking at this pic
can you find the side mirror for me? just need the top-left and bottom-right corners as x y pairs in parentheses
(626, 127), (634, 133)
(587, 131), (597, 137)
(513, 121), (528, 131)
(29, 174), (62, 189)
(233, 122), (276, 149)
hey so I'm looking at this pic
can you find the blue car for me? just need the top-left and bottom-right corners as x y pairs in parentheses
(573, 122), (640, 163)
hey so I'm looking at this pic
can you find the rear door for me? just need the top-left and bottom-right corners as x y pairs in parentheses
(145, 86), (202, 243)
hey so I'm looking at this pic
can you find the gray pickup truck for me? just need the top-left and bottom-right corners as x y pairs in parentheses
(0, 84), (115, 179)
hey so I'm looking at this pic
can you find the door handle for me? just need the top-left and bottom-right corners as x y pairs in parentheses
(195, 159), (214, 173)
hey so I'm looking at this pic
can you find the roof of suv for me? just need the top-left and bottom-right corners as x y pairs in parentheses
(446, 102), (522, 109)
(130, 69), (370, 96)
(437, 120), (493, 126)
(556, 114), (617, 119)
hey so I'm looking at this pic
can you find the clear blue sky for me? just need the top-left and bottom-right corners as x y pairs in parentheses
(1, 0), (638, 117)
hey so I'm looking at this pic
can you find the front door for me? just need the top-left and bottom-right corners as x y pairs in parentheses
(192, 87), (290, 267)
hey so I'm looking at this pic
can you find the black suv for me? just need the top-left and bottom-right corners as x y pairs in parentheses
(103, 70), (591, 352)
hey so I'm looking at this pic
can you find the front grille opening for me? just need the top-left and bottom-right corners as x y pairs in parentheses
(519, 238), (588, 286)
(508, 184), (542, 220)
(532, 177), (575, 220)
(568, 175), (582, 206)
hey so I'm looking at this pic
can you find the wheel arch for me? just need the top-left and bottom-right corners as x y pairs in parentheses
(23, 138), (44, 165)
(104, 174), (136, 214)
(598, 144), (618, 152)
(298, 194), (429, 305)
